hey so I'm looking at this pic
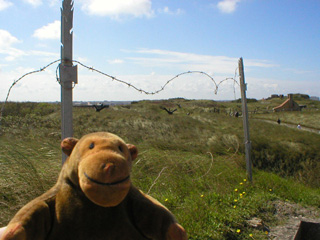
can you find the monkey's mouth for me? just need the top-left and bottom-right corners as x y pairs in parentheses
(84, 172), (130, 186)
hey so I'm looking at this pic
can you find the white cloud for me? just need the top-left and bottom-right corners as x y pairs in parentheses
(245, 77), (320, 100)
(1, 70), (60, 102)
(4, 48), (26, 61)
(23, 0), (42, 7)
(0, 29), (20, 48)
(244, 59), (278, 68)
(217, 0), (241, 14)
(77, 57), (89, 64)
(49, 0), (59, 7)
(115, 49), (283, 100)
(158, 6), (184, 15)
(0, 29), (26, 61)
(108, 59), (124, 64)
(28, 50), (59, 58)
(0, 29), (59, 62)
(125, 49), (274, 76)
(2, 47), (318, 101)
(79, 0), (154, 19)
(33, 20), (61, 40)
(0, 0), (12, 11)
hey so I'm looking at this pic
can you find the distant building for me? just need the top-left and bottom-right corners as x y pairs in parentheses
(273, 94), (301, 112)
(268, 94), (284, 99)
(310, 96), (320, 101)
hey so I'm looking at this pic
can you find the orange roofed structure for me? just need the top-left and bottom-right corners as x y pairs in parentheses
(273, 94), (300, 112)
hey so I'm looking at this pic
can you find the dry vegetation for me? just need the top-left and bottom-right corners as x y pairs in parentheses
(0, 96), (319, 239)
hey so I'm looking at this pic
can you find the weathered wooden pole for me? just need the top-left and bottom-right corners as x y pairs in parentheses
(60, 0), (77, 164)
(239, 57), (252, 182)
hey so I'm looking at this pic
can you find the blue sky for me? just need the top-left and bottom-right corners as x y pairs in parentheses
(0, 0), (319, 102)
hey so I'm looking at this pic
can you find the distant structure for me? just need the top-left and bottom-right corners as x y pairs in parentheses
(310, 96), (320, 101)
(270, 94), (284, 99)
(273, 94), (300, 112)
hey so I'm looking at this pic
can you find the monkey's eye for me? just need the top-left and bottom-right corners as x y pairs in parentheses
(118, 145), (124, 153)
(89, 142), (95, 149)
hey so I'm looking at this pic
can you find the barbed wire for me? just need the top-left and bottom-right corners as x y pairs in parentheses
(0, 59), (240, 126)
(0, 59), (61, 126)
(72, 60), (239, 95)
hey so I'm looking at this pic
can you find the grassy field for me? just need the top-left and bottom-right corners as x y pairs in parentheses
(0, 96), (319, 239)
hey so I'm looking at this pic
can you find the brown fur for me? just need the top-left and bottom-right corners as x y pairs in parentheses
(1, 132), (187, 240)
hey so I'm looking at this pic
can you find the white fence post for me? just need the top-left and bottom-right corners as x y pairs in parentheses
(239, 57), (252, 182)
(60, 0), (77, 164)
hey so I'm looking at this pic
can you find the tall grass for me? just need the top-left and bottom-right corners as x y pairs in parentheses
(250, 120), (320, 187)
(0, 99), (319, 239)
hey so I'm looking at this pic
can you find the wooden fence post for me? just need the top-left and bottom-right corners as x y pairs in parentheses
(60, 0), (77, 164)
(239, 57), (253, 182)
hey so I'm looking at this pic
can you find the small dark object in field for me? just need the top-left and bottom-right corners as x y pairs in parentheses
(93, 104), (109, 112)
(161, 107), (177, 115)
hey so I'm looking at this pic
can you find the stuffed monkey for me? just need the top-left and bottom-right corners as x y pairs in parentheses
(1, 132), (187, 240)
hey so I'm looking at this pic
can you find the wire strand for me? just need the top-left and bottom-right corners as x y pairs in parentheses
(0, 59), (240, 127)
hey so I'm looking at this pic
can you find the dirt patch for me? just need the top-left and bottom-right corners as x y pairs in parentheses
(255, 119), (320, 134)
(269, 200), (320, 239)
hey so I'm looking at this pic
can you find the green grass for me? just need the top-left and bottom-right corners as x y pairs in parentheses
(0, 98), (319, 239)
(253, 111), (320, 129)
(249, 95), (320, 129)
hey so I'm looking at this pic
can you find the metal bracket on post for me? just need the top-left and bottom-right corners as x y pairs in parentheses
(59, 65), (78, 85)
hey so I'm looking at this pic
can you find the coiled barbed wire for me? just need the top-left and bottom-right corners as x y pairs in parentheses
(0, 59), (240, 127)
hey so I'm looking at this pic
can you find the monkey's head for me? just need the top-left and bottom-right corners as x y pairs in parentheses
(60, 132), (138, 207)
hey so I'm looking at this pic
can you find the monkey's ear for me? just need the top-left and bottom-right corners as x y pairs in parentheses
(61, 137), (79, 156)
(127, 144), (138, 161)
